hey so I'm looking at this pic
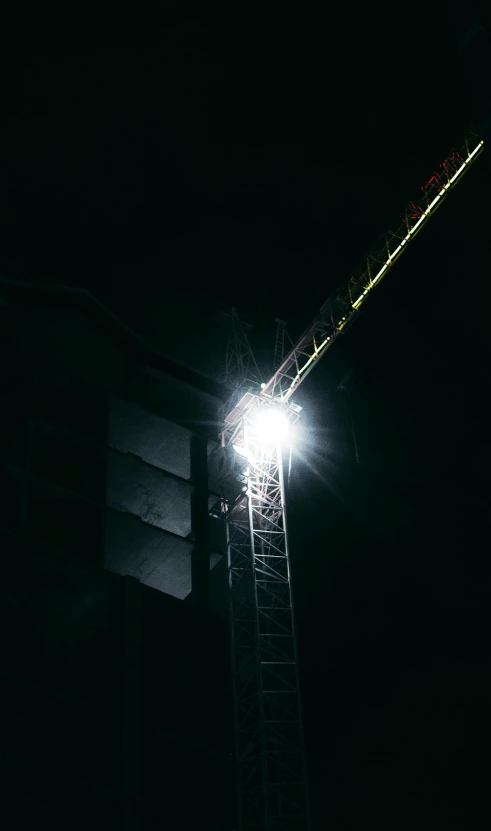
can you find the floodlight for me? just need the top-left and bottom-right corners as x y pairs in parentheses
(252, 407), (289, 445)
(232, 444), (255, 467)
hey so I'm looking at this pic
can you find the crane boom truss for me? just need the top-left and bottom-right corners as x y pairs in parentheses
(260, 132), (484, 404)
(222, 128), (484, 831)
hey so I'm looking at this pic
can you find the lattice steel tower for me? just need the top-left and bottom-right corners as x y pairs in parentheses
(218, 131), (483, 831)
(221, 392), (307, 831)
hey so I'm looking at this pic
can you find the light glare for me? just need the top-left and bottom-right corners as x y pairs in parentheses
(253, 407), (289, 444)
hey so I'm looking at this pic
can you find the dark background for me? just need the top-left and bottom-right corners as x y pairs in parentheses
(2, 1), (491, 827)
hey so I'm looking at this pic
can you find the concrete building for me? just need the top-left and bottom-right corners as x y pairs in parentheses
(0, 279), (233, 829)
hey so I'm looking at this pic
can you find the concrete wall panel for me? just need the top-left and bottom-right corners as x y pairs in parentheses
(107, 449), (193, 538)
(109, 396), (191, 479)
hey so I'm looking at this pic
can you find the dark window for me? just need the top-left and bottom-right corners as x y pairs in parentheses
(32, 374), (107, 444)
(27, 483), (104, 565)
(30, 423), (105, 502)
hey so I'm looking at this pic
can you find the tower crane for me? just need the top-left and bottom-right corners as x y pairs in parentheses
(217, 130), (484, 831)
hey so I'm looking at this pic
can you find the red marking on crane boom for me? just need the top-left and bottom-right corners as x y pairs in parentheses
(440, 150), (463, 178)
(422, 172), (441, 194)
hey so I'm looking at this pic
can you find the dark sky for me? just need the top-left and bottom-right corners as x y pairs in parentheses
(2, 2), (491, 827)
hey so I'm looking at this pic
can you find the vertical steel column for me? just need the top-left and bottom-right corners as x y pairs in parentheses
(226, 402), (311, 831)
(191, 433), (211, 611)
(123, 575), (142, 830)
(277, 443), (312, 831)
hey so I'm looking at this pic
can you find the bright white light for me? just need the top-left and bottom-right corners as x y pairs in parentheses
(252, 407), (290, 444)
(232, 444), (255, 467)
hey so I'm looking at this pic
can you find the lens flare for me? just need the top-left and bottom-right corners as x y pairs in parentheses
(252, 407), (289, 444)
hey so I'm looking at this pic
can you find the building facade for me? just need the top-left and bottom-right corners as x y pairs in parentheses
(0, 280), (233, 829)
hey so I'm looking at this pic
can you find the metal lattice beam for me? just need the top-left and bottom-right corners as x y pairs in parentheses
(219, 128), (484, 831)
(223, 394), (310, 831)
(261, 131), (484, 404)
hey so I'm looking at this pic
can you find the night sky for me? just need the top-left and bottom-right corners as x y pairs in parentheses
(2, 2), (491, 827)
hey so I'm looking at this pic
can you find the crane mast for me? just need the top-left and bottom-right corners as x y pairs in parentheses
(220, 129), (484, 831)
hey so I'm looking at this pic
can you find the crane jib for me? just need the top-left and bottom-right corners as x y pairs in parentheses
(260, 131), (484, 405)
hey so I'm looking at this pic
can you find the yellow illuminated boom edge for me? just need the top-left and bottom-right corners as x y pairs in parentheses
(351, 140), (484, 310)
(260, 133), (484, 404)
